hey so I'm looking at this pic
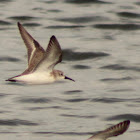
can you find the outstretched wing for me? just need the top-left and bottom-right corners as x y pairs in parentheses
(18, 22), (45, 74)
(34, 35), (62, 72)
(87, 120), (130, 140)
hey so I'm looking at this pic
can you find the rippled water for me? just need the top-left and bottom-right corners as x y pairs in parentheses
(0, 0), (140, 140)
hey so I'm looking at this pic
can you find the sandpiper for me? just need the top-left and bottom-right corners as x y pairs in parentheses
(87, 120), (130, 140)
(6, 22), (75, 84)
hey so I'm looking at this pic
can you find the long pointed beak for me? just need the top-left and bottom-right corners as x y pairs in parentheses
(65, 76), (75, 82)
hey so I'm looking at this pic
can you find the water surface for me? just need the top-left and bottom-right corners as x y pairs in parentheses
(0, 0), (140, 140)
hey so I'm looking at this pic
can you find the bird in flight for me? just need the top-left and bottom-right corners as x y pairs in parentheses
(6, 22), (75, 84)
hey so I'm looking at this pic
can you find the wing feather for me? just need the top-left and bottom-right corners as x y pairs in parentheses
(34, 35), (62, 72)
(88, 120), (130, 140)
(17, 22), (45, 74)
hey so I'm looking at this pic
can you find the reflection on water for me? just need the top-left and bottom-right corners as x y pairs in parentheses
(94, 24), (140, 30)
(65, 0), (111, 4)
(117, 12), (140, 18)
(56, 16), (106, 23)
(106, 114), (140, 122)
(72, 64), (91, 69)
(101, 64), (140, 72)
(0, 20), (11, 25)
(0, 56), (20, 62)
(0, 0), (140, 140)
(63, 49), (109, 61)
(46, 25), (85, 29)
(17, 97), (51, 104)
(8, 16), (38, 21)
(0, 119), (38, 126)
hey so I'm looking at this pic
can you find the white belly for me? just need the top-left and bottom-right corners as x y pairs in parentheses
(13, 72), (55, 84)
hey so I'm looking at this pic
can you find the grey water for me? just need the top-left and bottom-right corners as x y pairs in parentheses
(0, 0), (140, 140)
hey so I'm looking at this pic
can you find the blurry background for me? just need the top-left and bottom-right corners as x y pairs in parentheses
(0, 0), (140, 140)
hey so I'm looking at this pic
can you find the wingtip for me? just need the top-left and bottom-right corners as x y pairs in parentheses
(118, 120), (130, 129)
(17, 22), (23, 31)
(118, 120), (130, 133)
(123, 120), (130, 126)
(50, 35), (56, 40)
(107, 120), (130, 137)
(17, 22), (21, 27)
(48, 35), (61, 51)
